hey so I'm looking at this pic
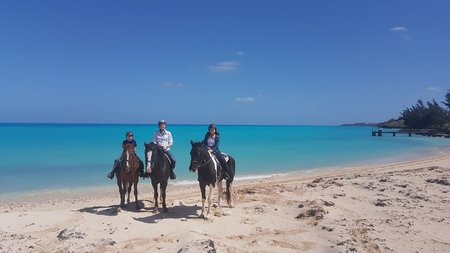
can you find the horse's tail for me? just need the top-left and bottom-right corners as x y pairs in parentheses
(225, 156), (236, 207)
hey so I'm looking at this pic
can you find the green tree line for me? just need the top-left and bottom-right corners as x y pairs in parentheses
(387, 90), (450, 131)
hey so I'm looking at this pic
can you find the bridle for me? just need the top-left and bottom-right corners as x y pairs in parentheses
(190, 149), (213, 171)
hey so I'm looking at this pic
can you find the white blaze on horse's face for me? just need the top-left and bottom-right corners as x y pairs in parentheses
(146, 150), (153, 173)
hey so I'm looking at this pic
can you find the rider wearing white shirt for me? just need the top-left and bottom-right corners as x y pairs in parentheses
(152, 120), (176, 179)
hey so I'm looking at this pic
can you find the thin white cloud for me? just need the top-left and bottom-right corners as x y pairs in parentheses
(426, 86), (441, 92)
(390, 26), (407, 32)
(235, 97), (256, 103)
(208, 61), (240, 72)
(162, 81), (185, 89)
(237, 51), (244, 56)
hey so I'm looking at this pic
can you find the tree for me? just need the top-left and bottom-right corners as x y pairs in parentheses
(444, 89), (450, 111)
(401, 99), (448, 129)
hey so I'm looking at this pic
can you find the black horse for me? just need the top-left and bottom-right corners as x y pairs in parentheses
(189, 141), (236, 219)
(144, 142), (170, 212)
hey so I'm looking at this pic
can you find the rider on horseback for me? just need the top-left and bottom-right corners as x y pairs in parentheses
(107, 131), (145, 179)
(202, 124), (231, 180)
(152, 120), (176, 180)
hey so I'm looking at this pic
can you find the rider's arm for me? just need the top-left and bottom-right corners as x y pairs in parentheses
(211, 135), (220, 151)
(167, 131), (173, 148)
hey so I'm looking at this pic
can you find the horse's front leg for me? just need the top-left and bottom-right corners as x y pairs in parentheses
(127, 182), (132, 204)
(216, 179), (223, 207)
(134, 181), (139, 210)
(205, 184), (214, 219)
(118, 180), (125, 208)
(199, 183), (206, 218)
(153, 183), (159, 213)
(161, 182), (168, 212)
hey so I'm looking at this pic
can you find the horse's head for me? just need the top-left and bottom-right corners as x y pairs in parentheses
(189, 140), (209, 172)
(145, 142), (165, 167)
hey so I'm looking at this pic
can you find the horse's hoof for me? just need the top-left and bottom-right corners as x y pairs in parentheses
(199, 214), (205, 219)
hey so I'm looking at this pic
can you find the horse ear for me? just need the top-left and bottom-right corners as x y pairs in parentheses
(190, 140), (194, 146)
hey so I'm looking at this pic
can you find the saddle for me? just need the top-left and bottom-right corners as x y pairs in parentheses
(211, 152), (229, 162)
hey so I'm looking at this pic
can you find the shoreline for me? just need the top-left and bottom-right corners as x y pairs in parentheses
(2, 151), (450, 203)
(1, 153), (449, 252)
(3, 145), (450, 201)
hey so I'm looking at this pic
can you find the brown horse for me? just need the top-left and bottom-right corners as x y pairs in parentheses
(116, 144), (140, 209)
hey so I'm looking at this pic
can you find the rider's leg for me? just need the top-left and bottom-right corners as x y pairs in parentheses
(107, 159), (120, 179)
(137, 156), (145, 177)
(214, 151), (230, 180)
(165, 150), (177, 180)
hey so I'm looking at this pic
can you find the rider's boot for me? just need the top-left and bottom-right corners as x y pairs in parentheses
(138, 160), (145, 178)
(107, 160), (119, 179)
(170, 167), (176, 180)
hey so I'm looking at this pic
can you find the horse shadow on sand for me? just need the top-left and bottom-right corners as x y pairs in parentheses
(77, 200), (200, 222)
(134, 203), (200, 224)
(77, 200), (146, 216)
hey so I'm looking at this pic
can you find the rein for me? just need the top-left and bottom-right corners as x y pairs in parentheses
(190, 154), (213, 171)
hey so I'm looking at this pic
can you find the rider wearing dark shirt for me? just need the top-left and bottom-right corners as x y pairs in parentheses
(107, 132), (145, 179)
(202, 124), (230, 180)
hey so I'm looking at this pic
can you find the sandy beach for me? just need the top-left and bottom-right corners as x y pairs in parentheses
(1, 154), (450, 253)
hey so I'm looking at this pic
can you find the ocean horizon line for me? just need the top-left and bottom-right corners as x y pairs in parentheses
(0, 122), (356, 127)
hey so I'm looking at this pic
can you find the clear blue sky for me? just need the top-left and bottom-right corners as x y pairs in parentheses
(1, 1), (449, 125)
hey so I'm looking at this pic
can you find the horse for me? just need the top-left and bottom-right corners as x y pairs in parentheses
(189, 141), (236, 219)
(116, 143), (140, 209)
(144, 142), (170, 213)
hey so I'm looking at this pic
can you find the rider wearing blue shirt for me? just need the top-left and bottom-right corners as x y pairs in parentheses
(202, 124), (230, 180)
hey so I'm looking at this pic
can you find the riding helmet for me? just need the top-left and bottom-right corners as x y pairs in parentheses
(208, 124), (216, 130)
(125, 131), (134, 137)
(158, 120), (166, 125)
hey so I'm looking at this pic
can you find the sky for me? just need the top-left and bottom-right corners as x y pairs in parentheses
(1, 0), (450, 125)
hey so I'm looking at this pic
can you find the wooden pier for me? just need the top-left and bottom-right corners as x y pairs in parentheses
(372, 130), (411, 137)
(372, 129), (450, 138)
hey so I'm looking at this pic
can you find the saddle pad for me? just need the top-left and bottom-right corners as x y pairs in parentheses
(221, 152), (229, 162)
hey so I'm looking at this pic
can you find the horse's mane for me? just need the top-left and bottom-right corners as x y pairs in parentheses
(192, 141), (206, 150)
(123, 143), (136, 153)
(147, 142), (166, 160)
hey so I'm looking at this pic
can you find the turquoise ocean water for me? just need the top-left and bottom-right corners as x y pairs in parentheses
(1, 123), (450, 196)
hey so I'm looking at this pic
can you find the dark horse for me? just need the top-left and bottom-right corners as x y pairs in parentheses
(117, 144), (140, 209)
(144, 142), (170, 212)
(189, 141), (236, 219)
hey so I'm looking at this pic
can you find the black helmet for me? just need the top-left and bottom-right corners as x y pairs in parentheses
(125, 131), (134, 137)
(208, 124), (216, 130)
(158, 120), (166, 125)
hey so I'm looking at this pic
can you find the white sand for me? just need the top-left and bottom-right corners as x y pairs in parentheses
(1, 154), (450, 252)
